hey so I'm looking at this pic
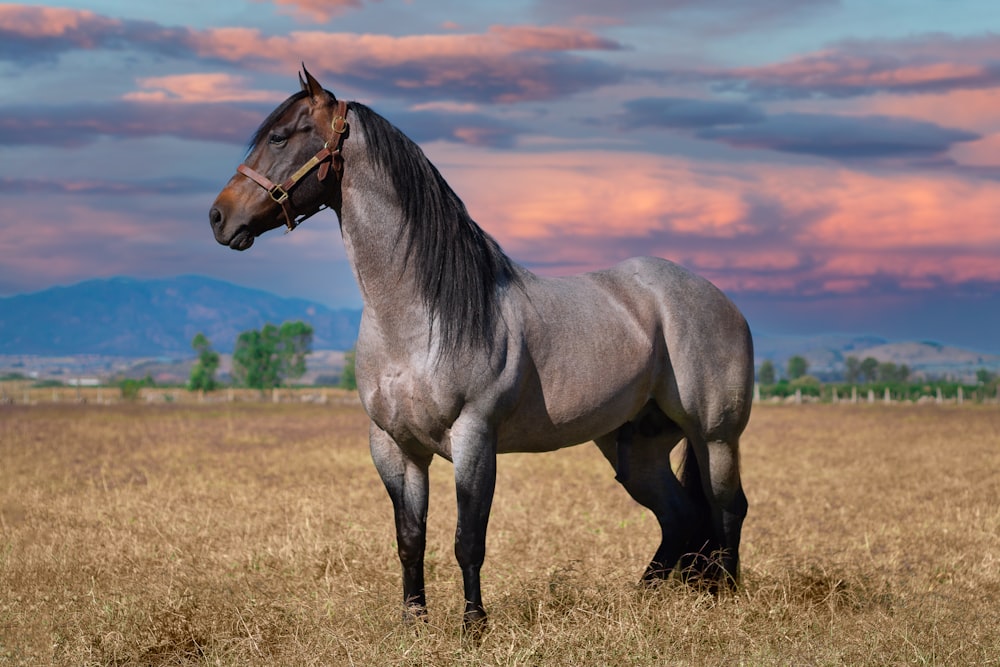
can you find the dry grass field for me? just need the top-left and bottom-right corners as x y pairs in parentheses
(1, 401), (998, 665)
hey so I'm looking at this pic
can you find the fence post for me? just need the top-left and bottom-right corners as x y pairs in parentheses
(867, 389), (875, 404)
(832, 387), (839, 404)
(884, 387), (891, 404)
(851, 386), (858, 404)
(957, 386), (964, 405)
(753, 383), (761, 404)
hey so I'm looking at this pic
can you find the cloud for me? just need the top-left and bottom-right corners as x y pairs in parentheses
(618, 97), (766, 129)
(0, 5), (625, 103)
(697, 112), (979, 160)
(613, 96), (979, 162)
(534, 0), (839, 28)
(0, 102), (266, 147)
(715, 33), (1000, 99)
(374, 109), (521, 148)
(0, 177), (217, 196)
(0, 98), (522, 149)
(257, 0), (375, 23)
(188, 25), (625, 102)
(123, 73), (286, 104)
(424, 145), (1000, 295)
(0, 4), (193, 63)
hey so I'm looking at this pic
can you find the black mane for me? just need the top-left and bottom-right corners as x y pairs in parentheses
(348, 102), (521, 354)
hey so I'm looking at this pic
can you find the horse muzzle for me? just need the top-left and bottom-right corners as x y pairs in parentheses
(209, 202), (256, 251)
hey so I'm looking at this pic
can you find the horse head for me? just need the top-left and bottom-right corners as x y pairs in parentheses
(209, 67), (348, 250)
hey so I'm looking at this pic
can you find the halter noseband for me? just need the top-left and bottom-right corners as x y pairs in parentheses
(236, 99), (349, 232)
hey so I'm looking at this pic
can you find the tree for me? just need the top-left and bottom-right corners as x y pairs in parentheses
(860, 357), (879, 383)
(188, 332), (220, 392)
(786, 355), (809, 381)
(844, 356), (861, 383)
(276, 320), (313, 383)
(232, 321), (314, 390)
(758, 360), (776, 385)
(339, 346), (357, 390)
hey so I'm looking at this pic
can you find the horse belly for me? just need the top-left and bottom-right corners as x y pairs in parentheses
(497, 352), (657, 453)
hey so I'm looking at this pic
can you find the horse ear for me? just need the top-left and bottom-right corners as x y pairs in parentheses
(300, 64), (333, 102)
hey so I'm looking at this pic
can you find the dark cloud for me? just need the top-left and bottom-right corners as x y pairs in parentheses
(697, 112), (979, 160)
(0, 101), (523, 150)
(312, 54), (627, 105)
(0, 177), (217, 195)
(618, 97), (765, 129)
(614, 95), (979, 161)
(0, 102), (265, 147)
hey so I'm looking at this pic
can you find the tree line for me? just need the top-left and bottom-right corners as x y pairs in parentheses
(757, 355), (914, 385)
(757, 354), (999, 401)
(188, 321), (357, 392)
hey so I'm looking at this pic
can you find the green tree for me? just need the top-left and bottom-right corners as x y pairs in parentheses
(758, 359), (776, 385)
(339, 346), (357, 390)
(276, 320), (313, 383)
(860, 356), (879, 383)
(844, 356), (861, 383)
(232, 321), (314, 390)
(188, 332), (220, 392)
(120, 374), (155, 401)
(786, 355), (809, 381)
(976, 368), (997, 385)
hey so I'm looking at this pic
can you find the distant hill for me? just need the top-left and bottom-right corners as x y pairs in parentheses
(0, 276), (361, 356)
(754, 333), (1000, 381)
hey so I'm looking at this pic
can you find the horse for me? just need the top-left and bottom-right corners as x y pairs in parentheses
(209, 67), (753, 637)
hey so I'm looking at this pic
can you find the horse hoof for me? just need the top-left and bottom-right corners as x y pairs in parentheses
(462, 610), (488, 645)
(402, 604), (428, 627)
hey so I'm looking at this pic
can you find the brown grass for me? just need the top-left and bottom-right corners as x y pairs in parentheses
(1, 402), (998, 665)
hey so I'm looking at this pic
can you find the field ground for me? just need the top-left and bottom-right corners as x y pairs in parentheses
(1, 403), (998, 665)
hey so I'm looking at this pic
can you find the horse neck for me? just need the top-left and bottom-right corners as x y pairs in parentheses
(337, 153), (431, 339)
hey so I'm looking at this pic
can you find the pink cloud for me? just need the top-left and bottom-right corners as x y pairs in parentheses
(722, 33), (1000, 99)
(123, 73), (286, 104)
(425, 144), (1000, 291)
(191, 24), (619, 66)
(260, 0), (372, 23)
(0, 4), (117, 38)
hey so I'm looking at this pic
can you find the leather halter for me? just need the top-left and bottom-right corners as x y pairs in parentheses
(236, 99), (349, 232)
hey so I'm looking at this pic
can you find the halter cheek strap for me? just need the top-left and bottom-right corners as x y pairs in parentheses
(236, 99), (349, 232)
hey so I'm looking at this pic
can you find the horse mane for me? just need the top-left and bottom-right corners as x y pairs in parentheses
(348, 101), (522, 354)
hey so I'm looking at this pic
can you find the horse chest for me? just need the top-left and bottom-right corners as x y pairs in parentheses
(360, 362), (462, 451)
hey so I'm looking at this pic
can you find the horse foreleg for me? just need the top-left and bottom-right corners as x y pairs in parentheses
(450, 416), (497, 640)
(369, 423), (432, 621)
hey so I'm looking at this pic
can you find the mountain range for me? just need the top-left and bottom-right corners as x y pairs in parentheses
(0, 275), (361, 356)
(1, 276), (997, 380)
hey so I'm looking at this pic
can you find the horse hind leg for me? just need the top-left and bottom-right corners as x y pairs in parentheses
(596, 412), (702, 584)
(682, 434), (748, 591)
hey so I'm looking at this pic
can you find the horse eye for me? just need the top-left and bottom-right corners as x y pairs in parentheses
(268, 133), (287, 146)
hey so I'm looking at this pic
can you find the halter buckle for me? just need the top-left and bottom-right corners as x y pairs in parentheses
(268, 184), (289, 204)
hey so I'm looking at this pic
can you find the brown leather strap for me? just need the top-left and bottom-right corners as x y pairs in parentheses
(236, 98), (349, 231)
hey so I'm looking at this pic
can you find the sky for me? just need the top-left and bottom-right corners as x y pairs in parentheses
(1, 1), (1000, 352)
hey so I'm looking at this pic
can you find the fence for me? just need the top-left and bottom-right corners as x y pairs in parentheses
(753, 383), (1000, 405)
(0, 382), (360, 406)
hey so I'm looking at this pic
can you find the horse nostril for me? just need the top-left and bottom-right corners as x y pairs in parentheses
(209, 207), (223, 228)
